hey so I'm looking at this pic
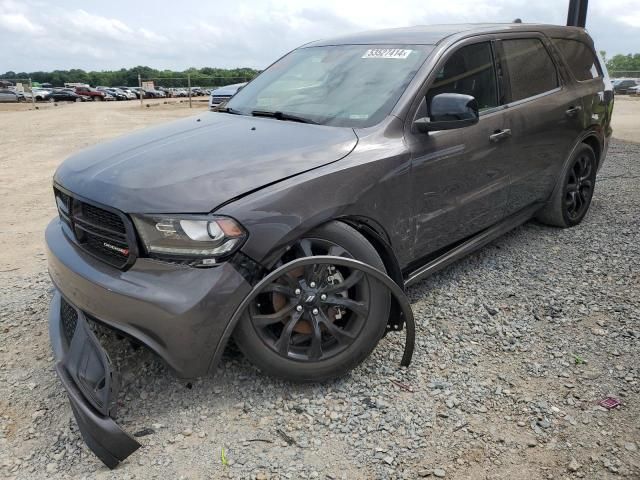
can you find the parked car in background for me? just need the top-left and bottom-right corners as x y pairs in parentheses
(613, 78), (639, 94)
(628, 84), (640, 96)
(117, 87), (137, 100)
(0, 88), (21, 102)
(74, 86), (106, 101)
(48, 90), (83, 102)
(145, 88), (166, 98)
(61, 89), (92, 102)
(104, 88), (129, 101)
(209, 82), (247, 109)
(33, 88), (51, 101)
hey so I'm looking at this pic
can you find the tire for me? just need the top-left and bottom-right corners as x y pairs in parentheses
(536, 143), (597, 228)
(233, 221), (391, 382)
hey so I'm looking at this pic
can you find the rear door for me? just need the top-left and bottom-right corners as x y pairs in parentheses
(405, 38), (512, 260)
(497, 35), (583, 214)
(550, 37), (611, 151)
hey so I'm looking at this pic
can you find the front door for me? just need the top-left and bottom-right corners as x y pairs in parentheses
(405, 40), (512, 261)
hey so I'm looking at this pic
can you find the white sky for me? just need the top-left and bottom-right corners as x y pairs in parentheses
(1, 0), (638, 72)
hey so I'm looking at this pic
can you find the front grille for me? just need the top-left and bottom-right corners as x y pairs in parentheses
(54, 187), (135, 269)
(60, 297), (78, 345)
(211, 95), (231, 104)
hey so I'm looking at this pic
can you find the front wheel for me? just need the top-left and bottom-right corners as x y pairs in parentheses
(536, 143), (597, 228)
(233, 222), (390, 382)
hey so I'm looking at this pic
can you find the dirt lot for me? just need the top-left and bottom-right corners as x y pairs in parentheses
(1, 98), (639, 479)
(0, 98), (209, 275)
(610, 96), (640, 144)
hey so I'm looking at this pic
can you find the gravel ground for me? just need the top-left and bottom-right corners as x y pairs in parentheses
(1, 140), (639, 480)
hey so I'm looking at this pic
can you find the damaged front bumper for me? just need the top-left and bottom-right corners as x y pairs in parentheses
(49, 292), (141, 468)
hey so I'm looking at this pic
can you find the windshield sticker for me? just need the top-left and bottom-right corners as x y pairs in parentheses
(362, 49), (413, 59)
(349, 114), (369, 119)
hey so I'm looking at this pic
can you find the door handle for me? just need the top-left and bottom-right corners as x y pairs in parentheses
(489, 129), (512, 143)
(565, 106), (582, 117)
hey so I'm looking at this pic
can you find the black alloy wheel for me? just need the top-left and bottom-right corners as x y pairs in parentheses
(565, 152), (594, 220)
(249, 238), (370, 362)
(233, 221), (391, 382)
(536, 143), (597, 228)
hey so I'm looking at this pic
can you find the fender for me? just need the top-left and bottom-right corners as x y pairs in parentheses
(207, 256), (416, 374)
(217, 116), (414, 271)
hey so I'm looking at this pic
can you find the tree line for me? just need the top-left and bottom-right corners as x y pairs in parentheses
(601, 53), (640, 75)
(0, 66), (260, 87)
(2, 53), (639, 87)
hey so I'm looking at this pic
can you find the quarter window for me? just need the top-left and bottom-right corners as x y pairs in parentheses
(426, 42), (499, 112)
(552, 38), (601, 81)
(502, 38), (558, 102)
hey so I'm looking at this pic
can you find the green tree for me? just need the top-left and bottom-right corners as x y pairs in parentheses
(606, 54), (640, 75)
(0, 66), (260, 87)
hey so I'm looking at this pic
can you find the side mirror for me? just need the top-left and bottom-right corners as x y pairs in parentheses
(414, 93), (479, 133)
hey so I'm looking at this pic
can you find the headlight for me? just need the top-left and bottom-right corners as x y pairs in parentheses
(132, 214), (246, 266)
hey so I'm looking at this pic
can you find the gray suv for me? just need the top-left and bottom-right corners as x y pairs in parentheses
(46, 23), (612, 467)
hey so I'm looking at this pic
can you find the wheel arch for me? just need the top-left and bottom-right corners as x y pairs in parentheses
(581, 134), (602, 168)
(338, 216), (404, 289)
(548, 130), (603, 202)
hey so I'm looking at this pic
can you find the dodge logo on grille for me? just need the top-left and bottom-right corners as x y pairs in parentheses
(102, 242), (129, 256)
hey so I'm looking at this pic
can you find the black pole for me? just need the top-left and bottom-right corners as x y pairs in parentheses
(567, 0), (588, 27)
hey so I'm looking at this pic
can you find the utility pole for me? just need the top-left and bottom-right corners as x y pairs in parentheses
(567, 0), (588, 27)
(138, 73), (143, 107)
(187, 74), (192, 108)
(28, 78), (35, 107)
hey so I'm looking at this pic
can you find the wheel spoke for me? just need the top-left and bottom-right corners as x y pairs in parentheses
(321, 270), (364, 295)
(274, 310), (303, 355)
(308, 316), (323, 360)
(262, 282), (296, 298)
(566, 182), (578, 192)
(322, 295), (369, 317)
(317, 309), (356, 345)
(298, 239), (314, 257)
(252, 303), (295, 327)
(581, 180), (593, 190)
(574, 189), (583, 210)
(328, 245), (349, 257)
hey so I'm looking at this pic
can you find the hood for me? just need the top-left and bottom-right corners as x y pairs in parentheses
(54, 112), (358, 213)
(211, 82), (247, 96)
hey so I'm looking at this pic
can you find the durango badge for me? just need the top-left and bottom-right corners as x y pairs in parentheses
(102, 242), (129, 256)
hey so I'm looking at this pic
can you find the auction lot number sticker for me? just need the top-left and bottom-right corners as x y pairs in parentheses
(362, 48), (413, 59)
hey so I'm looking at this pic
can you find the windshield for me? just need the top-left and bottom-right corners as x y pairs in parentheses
(227, 44), (432, 128)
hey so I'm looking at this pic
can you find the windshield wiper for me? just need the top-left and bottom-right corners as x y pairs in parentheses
(251, 110), (318, 124)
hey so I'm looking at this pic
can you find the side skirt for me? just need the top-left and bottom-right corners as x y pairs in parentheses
(404, 203), (542, 288)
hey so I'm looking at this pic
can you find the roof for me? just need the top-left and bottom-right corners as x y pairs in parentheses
(304, 23), (587, 47)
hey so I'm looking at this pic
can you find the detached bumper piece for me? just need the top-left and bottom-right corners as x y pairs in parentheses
(49, 293), (141, 469)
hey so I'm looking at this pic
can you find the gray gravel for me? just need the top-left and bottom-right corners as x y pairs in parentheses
(1, 140), (639, 479)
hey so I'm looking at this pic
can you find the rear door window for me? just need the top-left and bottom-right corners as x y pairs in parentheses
(552, 38), (601, 81)
(502, 38), (559, 102)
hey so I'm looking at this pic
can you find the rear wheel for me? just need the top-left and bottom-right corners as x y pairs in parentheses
(536, 143), (597, 228)
(233, 222), (390, 382)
